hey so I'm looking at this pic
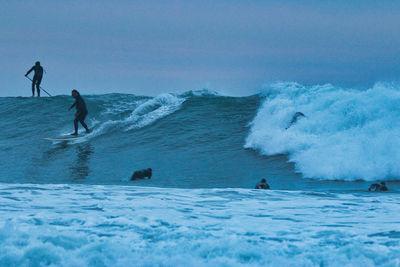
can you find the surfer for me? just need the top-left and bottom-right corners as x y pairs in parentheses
(130, 168), (152, 180)
(368, 181), (388, 192)
(286, 112), (305, 129)
(25, 61), (44, 97)
(255, 178), (270, 189)
(68, 90), (90, 135)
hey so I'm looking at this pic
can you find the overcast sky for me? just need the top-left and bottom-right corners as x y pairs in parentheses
(1, 0), (400, 96)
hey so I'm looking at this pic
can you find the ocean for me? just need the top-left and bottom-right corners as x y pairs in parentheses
(1, 82), (399, 266)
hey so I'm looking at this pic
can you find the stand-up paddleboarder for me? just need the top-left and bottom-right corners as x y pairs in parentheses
(25, 61), (44, 97)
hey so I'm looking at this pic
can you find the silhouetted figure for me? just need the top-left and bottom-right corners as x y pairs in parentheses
(368, 181), (388, 192)
(25, 61), (44, 97)
(130, 168), (152, 180)
(255, 178), (270, 189)
(286, 112), (305, 129)
(68, 90), (90, 135)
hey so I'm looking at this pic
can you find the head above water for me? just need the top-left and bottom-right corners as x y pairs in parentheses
(71, 89), (80, 98)
(261, 178), (266, 183)
(380, 181), (386, 185)
(35, 61), (40, 66)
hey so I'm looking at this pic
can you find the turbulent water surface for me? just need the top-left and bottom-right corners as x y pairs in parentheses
(1, 184), (400, 266)
(1, 83), (400, 266)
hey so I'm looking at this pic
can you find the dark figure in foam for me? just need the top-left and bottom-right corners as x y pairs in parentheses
(368, 181), (388, 192)
(130, 168), (152, 180)
(286, 112), (305, 129)
(255, 178), (270, 189)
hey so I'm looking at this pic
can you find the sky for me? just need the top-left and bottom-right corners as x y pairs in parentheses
(1, 0), (400, 97)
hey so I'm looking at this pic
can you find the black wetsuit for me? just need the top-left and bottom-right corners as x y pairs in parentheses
(255, 182), (270, 189)
(130, 169), (152, 180)
(286, 112), (305, 129)
(368, 183), (388, 192)
(70, 95), (89, 134)
(26, 65), (44, 96)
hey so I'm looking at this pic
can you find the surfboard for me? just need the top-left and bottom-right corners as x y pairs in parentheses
(44, 135), (83, 141)
(44, 127), (94, 142)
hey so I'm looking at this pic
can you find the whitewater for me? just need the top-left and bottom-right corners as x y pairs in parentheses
(1, 184), (399, 266)
(246, 82), (400, 181)
(1, 83), (400, 266)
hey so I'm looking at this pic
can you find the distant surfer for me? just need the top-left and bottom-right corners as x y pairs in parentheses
(130, 168), (152, 180)
(25, 61), (44, 97)
(286, 112), (305, 129)
(255, 178), (270, 189)
(68, 90), (90, 135)
(368, 181), (388, 192)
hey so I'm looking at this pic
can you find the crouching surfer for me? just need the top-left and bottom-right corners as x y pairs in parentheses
(130, 168), (152, 180)
(68, 89), (90, 136)
(255, 178), (270, 189)
(286, 112), (305, 129)
(368, 181), (388, 192)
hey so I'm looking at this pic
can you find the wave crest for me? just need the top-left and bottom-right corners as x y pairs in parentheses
(245, 82), (400, 181)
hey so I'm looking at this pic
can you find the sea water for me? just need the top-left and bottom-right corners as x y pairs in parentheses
(0, 83), (399, 266)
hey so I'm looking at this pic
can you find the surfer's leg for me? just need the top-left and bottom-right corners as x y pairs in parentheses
(81, 121), (90, 133)
(80, 120), (90, 132)
(73, 117), (79, 135)
(36, 79), (41, 98)
(31, 80), (35, 96)
(79, 113), (90, 133)
(36, 83), (40, 97)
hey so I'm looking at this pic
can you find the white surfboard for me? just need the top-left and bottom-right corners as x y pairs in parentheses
(44, 135), (83, 141)
(44, 127), (94, 142)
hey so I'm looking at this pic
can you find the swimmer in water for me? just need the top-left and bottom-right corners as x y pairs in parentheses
(255, 178), (270, 189)
(368, 181), (388, 192)
(130, 168), (152, 180)
(286, 112), (305, 129)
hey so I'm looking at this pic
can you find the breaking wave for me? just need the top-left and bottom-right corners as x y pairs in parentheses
(245, 82), (400, 181)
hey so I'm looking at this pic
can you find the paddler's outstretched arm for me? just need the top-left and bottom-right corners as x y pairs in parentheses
(25, 66), (34, 77)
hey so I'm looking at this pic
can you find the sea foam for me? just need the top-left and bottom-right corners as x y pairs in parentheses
(1, 184), (399, 266)
(125, 93), (186, 130)
(245, 82), (400, 181)
(61, 93), (186, 143)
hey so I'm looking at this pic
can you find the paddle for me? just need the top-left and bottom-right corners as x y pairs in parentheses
(25, 76), (52, 96)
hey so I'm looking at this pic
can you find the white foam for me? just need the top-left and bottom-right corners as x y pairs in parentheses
(125, 93), (186, 130)
(183, 89), (220, 97)
(246, 82), (400, 181)
(0, 184), (399, 266)
(56, 93), (185, 144)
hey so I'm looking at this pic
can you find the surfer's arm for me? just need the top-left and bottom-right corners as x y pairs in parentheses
(68, 101), (76, 111)
(25, 66), (34, 76)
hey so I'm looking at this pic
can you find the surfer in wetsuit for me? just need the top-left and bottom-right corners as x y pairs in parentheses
(130, 168), (152, 180)
(286, 112), (305, 129)
(368, 181), (388, 192)
(68, 90), (90, 135)
(25, 61), (44, 97)
(255, 178), (270, 189)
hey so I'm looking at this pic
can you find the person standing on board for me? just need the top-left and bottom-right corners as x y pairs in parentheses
(25, 61), (44, 97)
(68, 90), (90, 135)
